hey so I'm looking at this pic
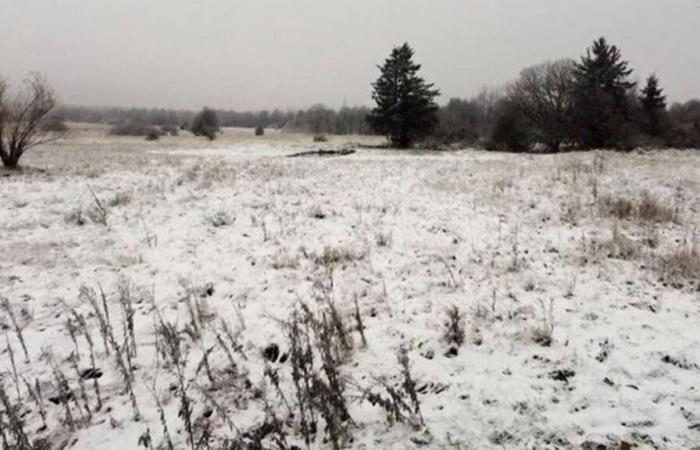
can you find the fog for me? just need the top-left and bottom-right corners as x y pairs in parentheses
(1, 0), (698, 110)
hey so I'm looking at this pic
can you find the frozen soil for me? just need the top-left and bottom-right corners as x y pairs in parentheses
(1, 136), (699, 449)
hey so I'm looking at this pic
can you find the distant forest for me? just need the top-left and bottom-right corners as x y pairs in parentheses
(59, 104), (374, 135)
(59, 94), (700, 149)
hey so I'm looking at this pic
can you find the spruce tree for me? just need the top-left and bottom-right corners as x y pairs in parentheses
(367, 43), (440, 148)
(639, 74), (667, 137)
(572, 37), (636, 148)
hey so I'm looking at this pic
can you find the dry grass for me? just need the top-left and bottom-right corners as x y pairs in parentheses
(271, 250), (300, 270)
(658, 243), (700, 282)
(375, 231), (392, 247)
(599, 191), (677, 224)
(315, 245), (365, 267)
(637, 192), (677, 223)
(580, 225), (641, 263)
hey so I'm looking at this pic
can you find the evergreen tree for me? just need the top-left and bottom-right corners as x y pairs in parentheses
(191, 107), (220, 140)
(367, 43), (440, 148)
(572, 37), (636, 148)
(639, 74), (667, 137)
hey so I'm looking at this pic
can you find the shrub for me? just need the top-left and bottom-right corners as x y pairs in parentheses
(255, 125), (265, 136)
(443, 306), (465, 347)
(489, 103), (531, 152)
(191, 107), (220, 141)
(313, 134), (328, 143)
(144, 127), (161, 141)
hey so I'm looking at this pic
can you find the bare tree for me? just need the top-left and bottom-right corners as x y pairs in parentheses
(0, 73), (61, 169)
(508, 59), (576, 152)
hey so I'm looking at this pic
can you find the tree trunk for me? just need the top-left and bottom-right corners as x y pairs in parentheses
(1, 151), (20, 170)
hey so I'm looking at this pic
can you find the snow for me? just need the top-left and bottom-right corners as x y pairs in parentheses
(1, 138), (699, 449)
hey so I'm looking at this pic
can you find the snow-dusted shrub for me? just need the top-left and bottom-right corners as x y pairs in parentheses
(375, 231), (392, 247)
(206, 210), (235, 228)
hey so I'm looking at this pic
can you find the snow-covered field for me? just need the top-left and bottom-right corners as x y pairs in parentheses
(1, 132), (699, 449)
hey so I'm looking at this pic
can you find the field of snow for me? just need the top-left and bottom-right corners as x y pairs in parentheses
(1, 132), (699, 450)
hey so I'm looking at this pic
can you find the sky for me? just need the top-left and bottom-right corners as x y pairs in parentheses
(1, 0), (698, 111)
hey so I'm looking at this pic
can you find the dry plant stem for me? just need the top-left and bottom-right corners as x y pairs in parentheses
(48, 354), (76, 431)
(146, 379), (175, 450)
(196, 345), (216, 385)
(0, 411), (10, 450)
(87, 184), (108, 225)
(182, 282), (201, 340)
(214, 329), (239, 378)
(195, 383), (241, 436)
(221, 319), (247, 360)
(65, 301), (103, 411)
(22, 377), (48, 430)
(354, 296), (367, 348)
(0, 297), (30, 363)
(66, 319), (81, 362)
(398, 349), (424, 426)
(118, 283), (137, 358)
(264, 365), (293, 417)
(0, 382), (31, 449)
(287, 313), (315, 449)
(81, 287), (111, 356)
(326, 297), (351, 352)
(431, 255), (461, 290)
(154, 309), (195, 450)
(82, 286), (139, 419)
(22, 377), (47, 431)
(4, 334), (21, 400)
(69, 352), (92, 420)
(84, 328), (103, 411)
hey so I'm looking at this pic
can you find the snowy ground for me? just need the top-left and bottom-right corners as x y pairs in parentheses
(1, 130), (699, 449)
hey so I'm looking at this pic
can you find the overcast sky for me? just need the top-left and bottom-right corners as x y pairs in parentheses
(1, 0), (698, 110)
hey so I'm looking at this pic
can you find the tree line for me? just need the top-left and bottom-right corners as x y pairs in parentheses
(59, 104), (374, 137)
(369, 39), (700, 150)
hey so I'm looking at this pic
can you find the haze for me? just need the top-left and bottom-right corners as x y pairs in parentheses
(1, 0), (698, 110)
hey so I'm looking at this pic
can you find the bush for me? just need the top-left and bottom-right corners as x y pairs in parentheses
(255, 125), (265, 136)
(489, 105), (531, 152)
(191, 108), (220, 141)
(313, 134), (328, 143)
(145, 127), (161, 141)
